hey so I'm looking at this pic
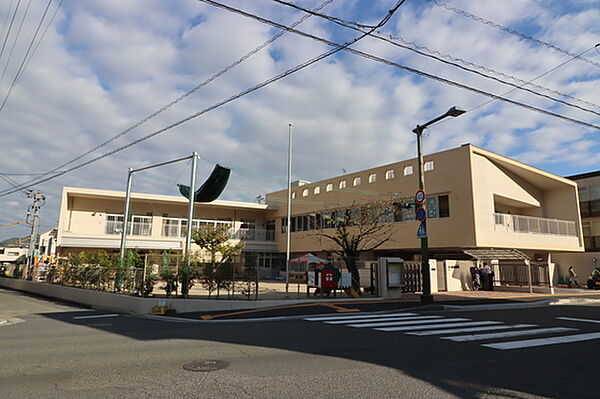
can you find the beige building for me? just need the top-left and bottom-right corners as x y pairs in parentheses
(266, 144), (583, 259)
(55, 144), (584, 289)
(56, 187), (278, 269)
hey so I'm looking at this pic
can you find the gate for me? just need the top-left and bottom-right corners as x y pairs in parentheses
(497, 260), (549, 287)
(402, 261), (422, 293)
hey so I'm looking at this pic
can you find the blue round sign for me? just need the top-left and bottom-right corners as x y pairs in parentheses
(416, 207), (426, 221)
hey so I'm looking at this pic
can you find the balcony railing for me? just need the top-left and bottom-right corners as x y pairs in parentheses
(231, 228), (276, 242)
(494, 213), (577, 237)
(106, 221), (152, 236)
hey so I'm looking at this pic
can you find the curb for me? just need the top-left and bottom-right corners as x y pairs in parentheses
(141, 300), (553, 324)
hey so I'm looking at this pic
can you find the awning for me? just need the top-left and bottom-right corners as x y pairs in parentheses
(463, 249), (530, 261)
(290, 253), (328, 264)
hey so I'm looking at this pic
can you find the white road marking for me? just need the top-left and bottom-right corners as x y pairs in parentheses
(348, 317), (469, 328)
(443, 327), (578, 342)
(326, 315), (442, 324)
(406, 324), (537, 336)
(73, 314), (120, 320)
(304, 312), (416, 322)
(376, 321), (501, 332)
(557, 316), (600, 324)
(482, 332), (600, 350)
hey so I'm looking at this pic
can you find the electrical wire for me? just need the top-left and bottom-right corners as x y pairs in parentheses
(3, 0), (334, 196)
(0, 0), (406, 198)
(431, 0), (600, 70)
(0, 0), (22, 63)
(196, 0), (600, 130)
(0, 1), (16, 45)
(0, 0), (32, 85)
(271, 0), (600, 116)
(0, 0), (53, 113)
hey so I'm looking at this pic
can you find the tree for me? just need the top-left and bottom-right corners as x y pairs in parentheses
(316, 200), (396, 293)
(192, 224), (245, 298)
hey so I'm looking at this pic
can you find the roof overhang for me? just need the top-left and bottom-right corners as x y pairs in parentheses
(463, 249), (530, 261)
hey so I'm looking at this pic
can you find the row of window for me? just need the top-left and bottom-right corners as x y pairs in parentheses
(105, 214), (257, 237)
(578, 185), (600, 202)
(579, 199), (600, 218)
(291, 162), (434, 199)
(281, 195), (449, 233)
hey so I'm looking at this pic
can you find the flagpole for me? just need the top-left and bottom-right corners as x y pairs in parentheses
(285, 123), (292, 296)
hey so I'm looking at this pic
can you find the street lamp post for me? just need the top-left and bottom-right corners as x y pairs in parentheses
(413, 106), (466, 304)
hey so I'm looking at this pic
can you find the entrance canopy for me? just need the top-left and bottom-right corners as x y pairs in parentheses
(463, 249), (530, 261)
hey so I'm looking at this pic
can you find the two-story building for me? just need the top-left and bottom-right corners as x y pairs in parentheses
(55, 144), (584, 289)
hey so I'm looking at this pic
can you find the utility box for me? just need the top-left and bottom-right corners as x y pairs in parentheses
(378, 257), (404, 298)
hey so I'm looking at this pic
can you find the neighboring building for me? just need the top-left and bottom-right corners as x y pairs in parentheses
(552, 171), (600, 285)
(56, 187), (280, 271)
(0, 247), (27, 265)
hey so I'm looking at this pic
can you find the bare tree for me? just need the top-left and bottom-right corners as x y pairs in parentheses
(316, 200), (396, 293)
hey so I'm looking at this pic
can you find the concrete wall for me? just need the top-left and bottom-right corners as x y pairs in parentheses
(0, 277), (345, 315)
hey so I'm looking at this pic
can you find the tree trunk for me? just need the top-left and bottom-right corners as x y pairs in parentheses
(344, 254), (361, 294)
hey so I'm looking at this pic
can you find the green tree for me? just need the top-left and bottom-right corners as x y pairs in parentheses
(192, 224), (245, 298)
(316, 200), (396, 293)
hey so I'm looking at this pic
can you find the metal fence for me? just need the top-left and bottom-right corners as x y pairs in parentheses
(402, 261), (423, 293)
(494, 213), (577, 236)
(496, 260), (549, 287)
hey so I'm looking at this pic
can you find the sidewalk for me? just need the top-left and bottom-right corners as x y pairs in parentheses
(168, 288), (600, 321)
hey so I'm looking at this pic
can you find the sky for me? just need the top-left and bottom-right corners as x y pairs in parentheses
(0, 0), (599, 241)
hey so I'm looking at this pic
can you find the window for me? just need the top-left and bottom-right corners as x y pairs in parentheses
(281, 218), (288, 233)
(590, 185), (600, 201)
(326, 183), (333, 192)
(130, 216), (152, 236)
(314, 186), (320, 195)
(368, 173), (376, 183)
(302, 189), (309, 197)
(403, 166), (413, 176)
(424, 161), (434, 171)
(292, 192), (296, 199)
(439, 195), (450, 218)
(579, 186), (589, 202)
(353, 177), (361, 186)
(339, 180), (346, 189)
(106, 214), (124, 235)
(385, 170), (395, 179)
(426, 196), (439, 219)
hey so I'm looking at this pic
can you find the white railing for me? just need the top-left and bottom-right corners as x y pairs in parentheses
(494, 213), (577, 237)
(231, 228), (276, 242)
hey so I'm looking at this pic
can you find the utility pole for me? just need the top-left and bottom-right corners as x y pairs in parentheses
(25, 190), (45, 280)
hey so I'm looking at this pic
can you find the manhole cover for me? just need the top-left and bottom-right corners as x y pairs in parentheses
(183, 360), (229, 372)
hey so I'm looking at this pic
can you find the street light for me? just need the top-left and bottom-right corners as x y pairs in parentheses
(413, 106), (466, 304)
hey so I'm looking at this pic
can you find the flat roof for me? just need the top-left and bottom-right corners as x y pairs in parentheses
(63, 187), (270, 210)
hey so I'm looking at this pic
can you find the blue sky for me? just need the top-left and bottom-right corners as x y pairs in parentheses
(0, 0), (598, 240)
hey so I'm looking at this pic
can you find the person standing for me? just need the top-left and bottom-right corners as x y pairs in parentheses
(568, 266), (580, 288)
(481, 262), (492, 291)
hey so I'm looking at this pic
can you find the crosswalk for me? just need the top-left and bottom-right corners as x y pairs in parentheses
(303, 312), (600, 350)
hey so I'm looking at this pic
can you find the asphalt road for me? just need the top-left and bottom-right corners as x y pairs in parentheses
(1, 287), (599, 399)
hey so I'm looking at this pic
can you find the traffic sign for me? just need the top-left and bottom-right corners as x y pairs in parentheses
(416, 207), (426, 222)
(417, 222), (427, 238)
(415, 189), (425, 204)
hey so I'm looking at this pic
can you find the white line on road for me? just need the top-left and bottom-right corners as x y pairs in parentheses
(557, 317), (600, 324)
(304, 312), (416, 322)
(443, 327), (578, 342)
(376, 321), (501, 332)
(326, 315), (442, 324)
(482, 332), (600, 350)
(406, 324), (538, 336)
(348, 317), (469, 328)
(73, 314), (120, 320)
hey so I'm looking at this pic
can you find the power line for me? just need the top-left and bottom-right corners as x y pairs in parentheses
(198, 0), (600, 130)
(2, 0), (334, 196)
(431, 0), (600, 70)
(0, 1), (406, 198)
(0, 0), (22, 63)
(0, 0), (53, 113)
(529, 0), (600, 38)
(0, 1), (16, 44)
(271, 0), (600, 116)
(0, 0), (32, 85)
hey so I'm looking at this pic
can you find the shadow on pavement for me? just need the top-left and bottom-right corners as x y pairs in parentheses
(39, 303), (596, 399)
